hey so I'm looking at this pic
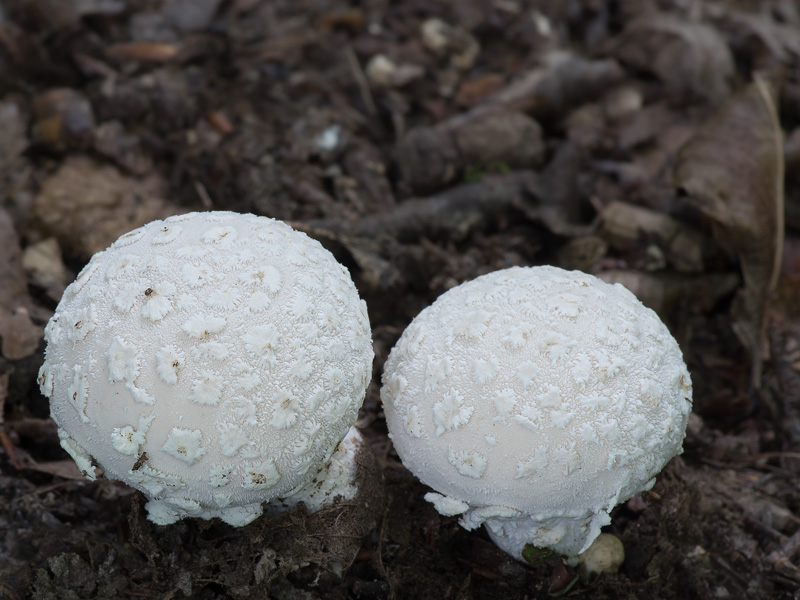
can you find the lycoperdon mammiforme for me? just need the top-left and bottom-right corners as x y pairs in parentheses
(381, 266), (692, 561)
(39, 211), (374, 526)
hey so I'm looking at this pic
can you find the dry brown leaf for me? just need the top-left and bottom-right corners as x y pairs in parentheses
(612, 15), (734, 103)
(24, 458), (87, 480)
(0, 99), (30, 195)
(0, 209), (41, 360)
(675, 74), (784, 387)
(724, 11), (800, 68)
(600, 200), (707, 272)
(478, 50), (625, 120)
(21, 238), (68, 302)
(0, 307), (42, 361)
(34, 155), (183, 260)
(0, 209), (29, 311)
(598, 270), (739, 316)
(7, 441), (94, 479)
(0, 372), (8, 425)
(106, 42), (180, 62)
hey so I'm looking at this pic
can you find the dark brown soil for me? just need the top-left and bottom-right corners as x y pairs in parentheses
(2, 1), (800, 598)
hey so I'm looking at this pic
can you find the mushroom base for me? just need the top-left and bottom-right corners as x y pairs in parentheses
(483, 509), (612, 563)
(265, 426), (364, 515)
(145, 427), (366, 527)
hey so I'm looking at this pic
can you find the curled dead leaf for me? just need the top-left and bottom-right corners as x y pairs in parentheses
(600, 200), (708, 272)
(611, 15), (734, 103)
(598, 270), (739, 316)
(675, 74), (784, 387)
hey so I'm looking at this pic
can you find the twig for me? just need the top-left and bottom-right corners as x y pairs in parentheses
(300, 170), (537, 243)
(345, 45), (377, 117)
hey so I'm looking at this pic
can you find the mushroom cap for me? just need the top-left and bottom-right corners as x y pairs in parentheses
(381, 266), (691, 550)
(39, 211), (373, 525)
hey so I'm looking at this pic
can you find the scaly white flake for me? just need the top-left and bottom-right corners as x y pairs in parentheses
(127, 380), (155, 405)
(243, 324), (279, 359)
(181, 263), (214, 287)
(155, 345), (184, 385)
(270, 392), (300, 429)
(515, 446), (549, 479)
(209, 464), (232, 487)
(189, 371), (224, 405)
(107, 336), (139, 383)
(452, 309), (493, 338)
(235, 371), (261, 392)
(424, 356), (450, 393)
(182, 315), (226, 338)
(432, 389), (473, 437)
(128, 462), (185, 496)
(105, 254), (140, 280)
(66, 365), (90, 420)
(114, 283), (140, 313)
(59, 431), (96, 479)
(447, 448), (487, 479)
(404, 405), (423, 437)
(218, 423), (252, 457)
(241, 459), (280, 490)
(570, 353), (592, 385)
(537, 386), (562, 408)
(151, 224), (183, 244)
(141, 281), (175, 321)
(207, 287), (240, 310)
(192, 341), (231, 361)
(162, 427), (207, 465)
(493, 389), (516, 414)
(324, 367), (345, 392)
(515, 361), (540, 387)
(247, 291), (271, 312)
(471, 355), (499, 383)
(111, 413), (156, 456)
(202, 225), (238, 247)
(550, 409), (574, 429)
(514, 405), (542, 432)
(67, 304), (97, 341)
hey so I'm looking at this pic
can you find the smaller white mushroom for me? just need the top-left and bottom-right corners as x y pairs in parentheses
(381, 266), (692, 561)
(39, 211), (374, 526)
(576, 533), (625, 578)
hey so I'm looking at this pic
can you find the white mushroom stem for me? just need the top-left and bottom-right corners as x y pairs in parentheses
(425, 489), (621, 560)
(266, 426), (364, 515)
(483, 511), (611, 563)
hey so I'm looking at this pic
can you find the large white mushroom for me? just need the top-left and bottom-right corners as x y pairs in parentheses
(38, 211), (374, 526)
(381, 266), (692, 561)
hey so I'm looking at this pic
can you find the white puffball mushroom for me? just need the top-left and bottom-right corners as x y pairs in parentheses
(576, 533), (625, 578)
(38, 211), (374, 527)
(381, 266), (692, 561)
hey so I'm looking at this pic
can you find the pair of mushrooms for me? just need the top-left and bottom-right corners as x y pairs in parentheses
(39, 211), (692, 564)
